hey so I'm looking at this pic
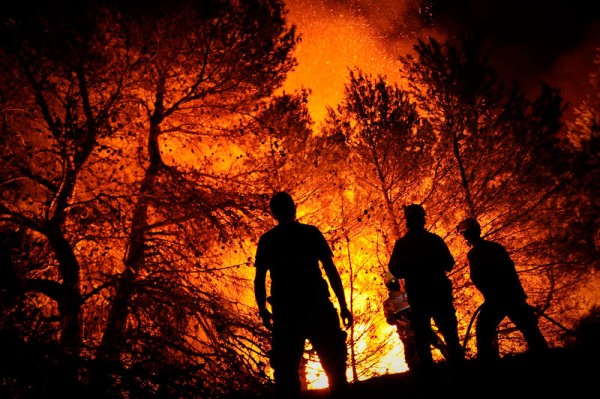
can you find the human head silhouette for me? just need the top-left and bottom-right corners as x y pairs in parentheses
(457, 217), (481, 246)
(403, 204), (426, 230)
(269, 191), (296, 222)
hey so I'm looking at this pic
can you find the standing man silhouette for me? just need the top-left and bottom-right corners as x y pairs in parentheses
(254, 192), (353, 399)
(387, 204), (464, 370)
(457, 217), (548, 363)
(383, 274), (449, 371)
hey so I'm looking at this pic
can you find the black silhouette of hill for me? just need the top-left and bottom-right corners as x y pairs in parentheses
(342, 346), (596, 398)
(233, 344), (598, 398)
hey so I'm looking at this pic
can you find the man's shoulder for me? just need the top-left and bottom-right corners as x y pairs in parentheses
(425, 230), (444, 239)
(394, 230), (422, 245)
(258, 226), (276, 239)
(294, 222), (325, 238)
(470, 240), (505, 255)
(403, 228), (441, 238)
(259, 222), (320, 239)
(419, 229), (447, 245)
(296, 221), (318, 230)
(392, 235), (409, 248)
(258, 225), (282, 244)
(480, 240), (505, 250)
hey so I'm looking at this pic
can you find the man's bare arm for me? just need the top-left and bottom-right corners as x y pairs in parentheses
(254, 266), (272, 329)
(321, 256), (353, 328)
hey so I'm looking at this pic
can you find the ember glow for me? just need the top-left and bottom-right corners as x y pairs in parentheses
(278, 1), (446, 388)
(283, 0), (600, 124)
(276, 0), (600, 389)
(1, 1), (598, 397)
(283, 0), (413, 123)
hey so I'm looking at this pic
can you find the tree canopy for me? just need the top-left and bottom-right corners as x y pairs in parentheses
(0, 2), (597, 398)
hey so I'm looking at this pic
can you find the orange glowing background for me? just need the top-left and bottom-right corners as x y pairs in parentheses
(282, 0), (600, 125)
(2, 1), (599, 395)
(282, 0), (413, 124)
(277, 2), (432, 387)
(274, 0), (600, 388)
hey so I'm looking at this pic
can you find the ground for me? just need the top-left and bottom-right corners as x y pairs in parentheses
(237, 345), (598, 398)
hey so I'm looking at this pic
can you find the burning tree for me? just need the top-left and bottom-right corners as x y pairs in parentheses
(318, 68), (437, 377)
(314, 33), (593, 371)
(565, 47), (600, 271)
(397, 34), (585, 353)
(1, 2), (597, 398)
(0, 0), (301, 397)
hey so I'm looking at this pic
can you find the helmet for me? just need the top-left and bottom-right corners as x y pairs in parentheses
(457, 217), (481, 235)
(403, 204), (426, 218)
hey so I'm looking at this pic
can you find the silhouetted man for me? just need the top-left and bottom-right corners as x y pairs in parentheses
(254, 192), (353, 399)
(388, 204), (464, 370)
(383, 274), (448, 371)
(457, 217), (548, 363)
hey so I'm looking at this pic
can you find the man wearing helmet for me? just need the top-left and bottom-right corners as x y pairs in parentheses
(457, 217), (548, 363)
(387, 204), (464, 370)
(382, 274), (448, 371)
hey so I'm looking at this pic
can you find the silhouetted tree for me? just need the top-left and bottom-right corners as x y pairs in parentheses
(319, 68), (437, 374)
(400, 34), (583, 352)
(564, 48), (600, 272)
(0, 0), (299, 397)
(322, 68), (435, 242)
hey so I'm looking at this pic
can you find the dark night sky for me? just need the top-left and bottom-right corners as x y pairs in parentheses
(424, 0), (600, 108)
(431, 1), (599, 66)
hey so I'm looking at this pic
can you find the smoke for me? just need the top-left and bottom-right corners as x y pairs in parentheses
(283, 0), (600, 123)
